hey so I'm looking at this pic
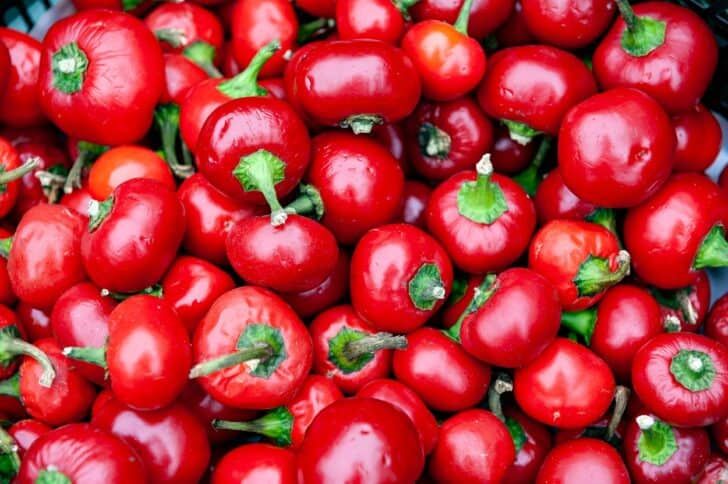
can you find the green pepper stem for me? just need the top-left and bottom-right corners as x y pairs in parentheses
(0, 158), (39, 186)
(614, 0), (638, 31)
(213, 406), (294, 446)
(183, 41), (222, 78)
(218, 40), (281, 98)
(453, 0), (475, 34)
(445, 274), (498, 341)
(0, 374), (19, 398)
(155, 28), (186, 48)
(155, 104), (194, 179)
(513, 136), (552, 196)
(606, 385), (630, 441)
(487, 373), (513, 422)
(284, 184), (325, 220)
(342, 333), (407, 360)
(560, 309), (597, 346)
(62, 346), (107, 369)
(0, 337), (55, 388)
(0, 238), (11, 259)
(189, 342), (273, 379)
(297, 18), (335, 44)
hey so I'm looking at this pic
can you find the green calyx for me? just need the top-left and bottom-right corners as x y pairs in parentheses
(694, 225), (728, 270)
(457, 154), (508, 224)
(502, 120), (540, 146)
(298, 18), (336, 44)
(218, 40), (281, 98)
(418, 122), (451, 159)
(121, 0), (143, 10)
(560, 309), (598, 346)
(64, 141), (107, 194)
(233, 150), (287, 226)
(339, 114), (384, 135)
(189, 323), (285, 379)
(100, 285), (164, 301)
(669, 349), (715, 392)
(573, 250), (631, 297)
(446, 274), (497, 341)
(453, 0), (475, 34)
(284, 184), (325, 220)
(155, 104), (194, 179)
(0, 326), (56, 388)
(0, 374), (19, 399)
(408, 263), (447, 311)
(506, 417), (527, 453)
(585, 208), (617, 235)
(0, 238), (12, 259)
(328, 327), (407, 374)
(0, 157), (39, 192)
(88, 196), (114, 232)
(636, 415), (678, 466)
(513, 136), (551, 196)
(213, 406), (294, 447)
(615, 0), (666, 57)
(155, 28), (187, 49)
(52, 42), (89, 94)
(183, 41), (222, 78)
(35, 469), (72, 484)
(0, 426), (20, 482)
(62, 346), (107, 370)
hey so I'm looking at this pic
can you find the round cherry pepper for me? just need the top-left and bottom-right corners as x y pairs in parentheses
(351, 223), (453, 333)
(515, 338), (616, 429)
(336, 0), (411, 44)
(503, 407), (553, 483)
(8, 204), (86, 310)
(623, 414), (710, 483)
(562, 284), (664, 383)
(231, 0), (297, 79)
(211, 374), (343, 448)
(426, 155), (536, 274)
(559, 88), (675, 208)
(310, 305), (406, 394)
(490, 125), (535, 174)
(306, 131), (404, 245)
(9, 419), (51, 458)
(212, 443), (297, 484)
(64, 295), (192, 411)
(38, 10), (164, 145)
(706, 293), (728, 347)
(650, 270), (711, 332)
(393, 327), (491, 412)
(672, 105), (722, 172)
(17, 424), (146, 484)
(92, 393), (211, 484)
(0, 140), (39, 219)
(50, 282), (115, 385)
(529, 219), (630, 311)
(624, 173), (728, 289)
(81, 178), (185, 294)
(298, 398), (425, 483)
(536, 438), (630, 483)
(448, 268), (560, 368)
(161, 256), (235, 335)
(478, 45), (597, 144)
(412, 0), (514, 40)
(190, 286), (312, 409)
(281, 251), (350, 319)
(632, 332), (728, 427)
(285, 39), (421, 134)
(0, 29), (45, 128)
(399, 181), (431, 228)
(402, 0), (487, 101)
(430, 409), (515, 482)
(593, 1), (718, 113)
(404, 97), (493, 181)
(521, 0), (614, 48)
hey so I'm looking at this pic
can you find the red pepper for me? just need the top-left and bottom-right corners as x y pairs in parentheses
(412, 0), (514, 39)
(672, 104), (722, 172)
(8, 419), (50, 458)
(529, 219), (630, 311)
(298, 398), (425, 483)
(393, 327), (491, 412)
(295, 0), (337, 17)
(190, 286), (312, 409)
(649, 270), (711, 332)
(440, 274), (482, 329)
(0, 138), (39, 219)
(59, 184), (94, 220)
(536, 438), (630, 483)
(559, 88), (675, 208)
(92, 392), (211, 483)
(714, 417), (728, 455)
(81, 178), (185, 293)
(38, 10), (165, 145)
(521, 0), (614, 48)
(17, 424), (146, 484)
(404, 97), (493, 181)
(160, 54), (209, 105)
(336, 0), (411, 44)
(593, 1), (718, 113)
(695, 455), (728, 484)
(351, 224), (453, 333)
(631, 332), (728, 427)
(0, 41), (9, 98)
(281, 251), (349, 319)
(398, 181), (431, 229)
(490, 125), (535, 174)
(503, 407), (553, 483)
(16, 304), (51, 343)
(427, 156), (536, 274)
(495, 0), (535, 47)
(372, 123), (409, 172)
(624, 173), (728, 289)
(0, 29), (45, 128)
(211, 443), (297, 484)
(706, 293), (728, 347)
(514, 338), (616, 429)
(284, 40), (421, 134)
(623, 414), (710, 482)
(0, 227), (14, 307)
(180, 381), (256, 444)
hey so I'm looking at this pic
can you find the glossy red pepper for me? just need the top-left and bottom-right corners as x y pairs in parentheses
(623, 414), (710, 483)
(38, 10), (164, 145)
(17, 424), (146, 484)
(81, 178), (185, 293)
(0, 29), (45, 128)
(336, 0), (410, 44)
(160, 53), (208, 106)
(521, 0), (614, 48)
(529, 219), (630, 311)
(503, 407), (553, 483)
(310, 305), (406, 394)
(0, 41), (8, 94)
(559, 88), (675, 208)
(284, 40), (421, 134)
(8, 204), (86, 309)
(60, 184), (94, 220)
(412, 0), (514, 39)
(16, 304), (51, 343)
(372, 123), (408, 171)
(298, 398), (425, 483)
(281, 251), (350, 319)
(650, 270), (711, 332)
(440, 274), (482, 329)
(191, 286), (312, 409)
(306, 131), (404, 245)
(426, 156), (536, 274)
(393, 327), (491, 412)
(593, 1), (718, 113)
(495, 0), (535, 47)
(0, 138), (38, 219)
(8, 419), (50, 457)
(536, 438), (630, 483)
(404, 97), (493, 180)
(706, 293), (728, 347)
(430, 409), (515, 482)
(398, 181), (431, 228)
(624, 173), (728, 289)
(92, 392), (211, 483)
(211, 443), (297, 484)
(632, 332), (728, 427)
(515, 338), (616, 428)
(672, 105), (722, 172)
(351, 224), (453, 333)
(490, 125), (535, 174)
(161, 256), (235, 335)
